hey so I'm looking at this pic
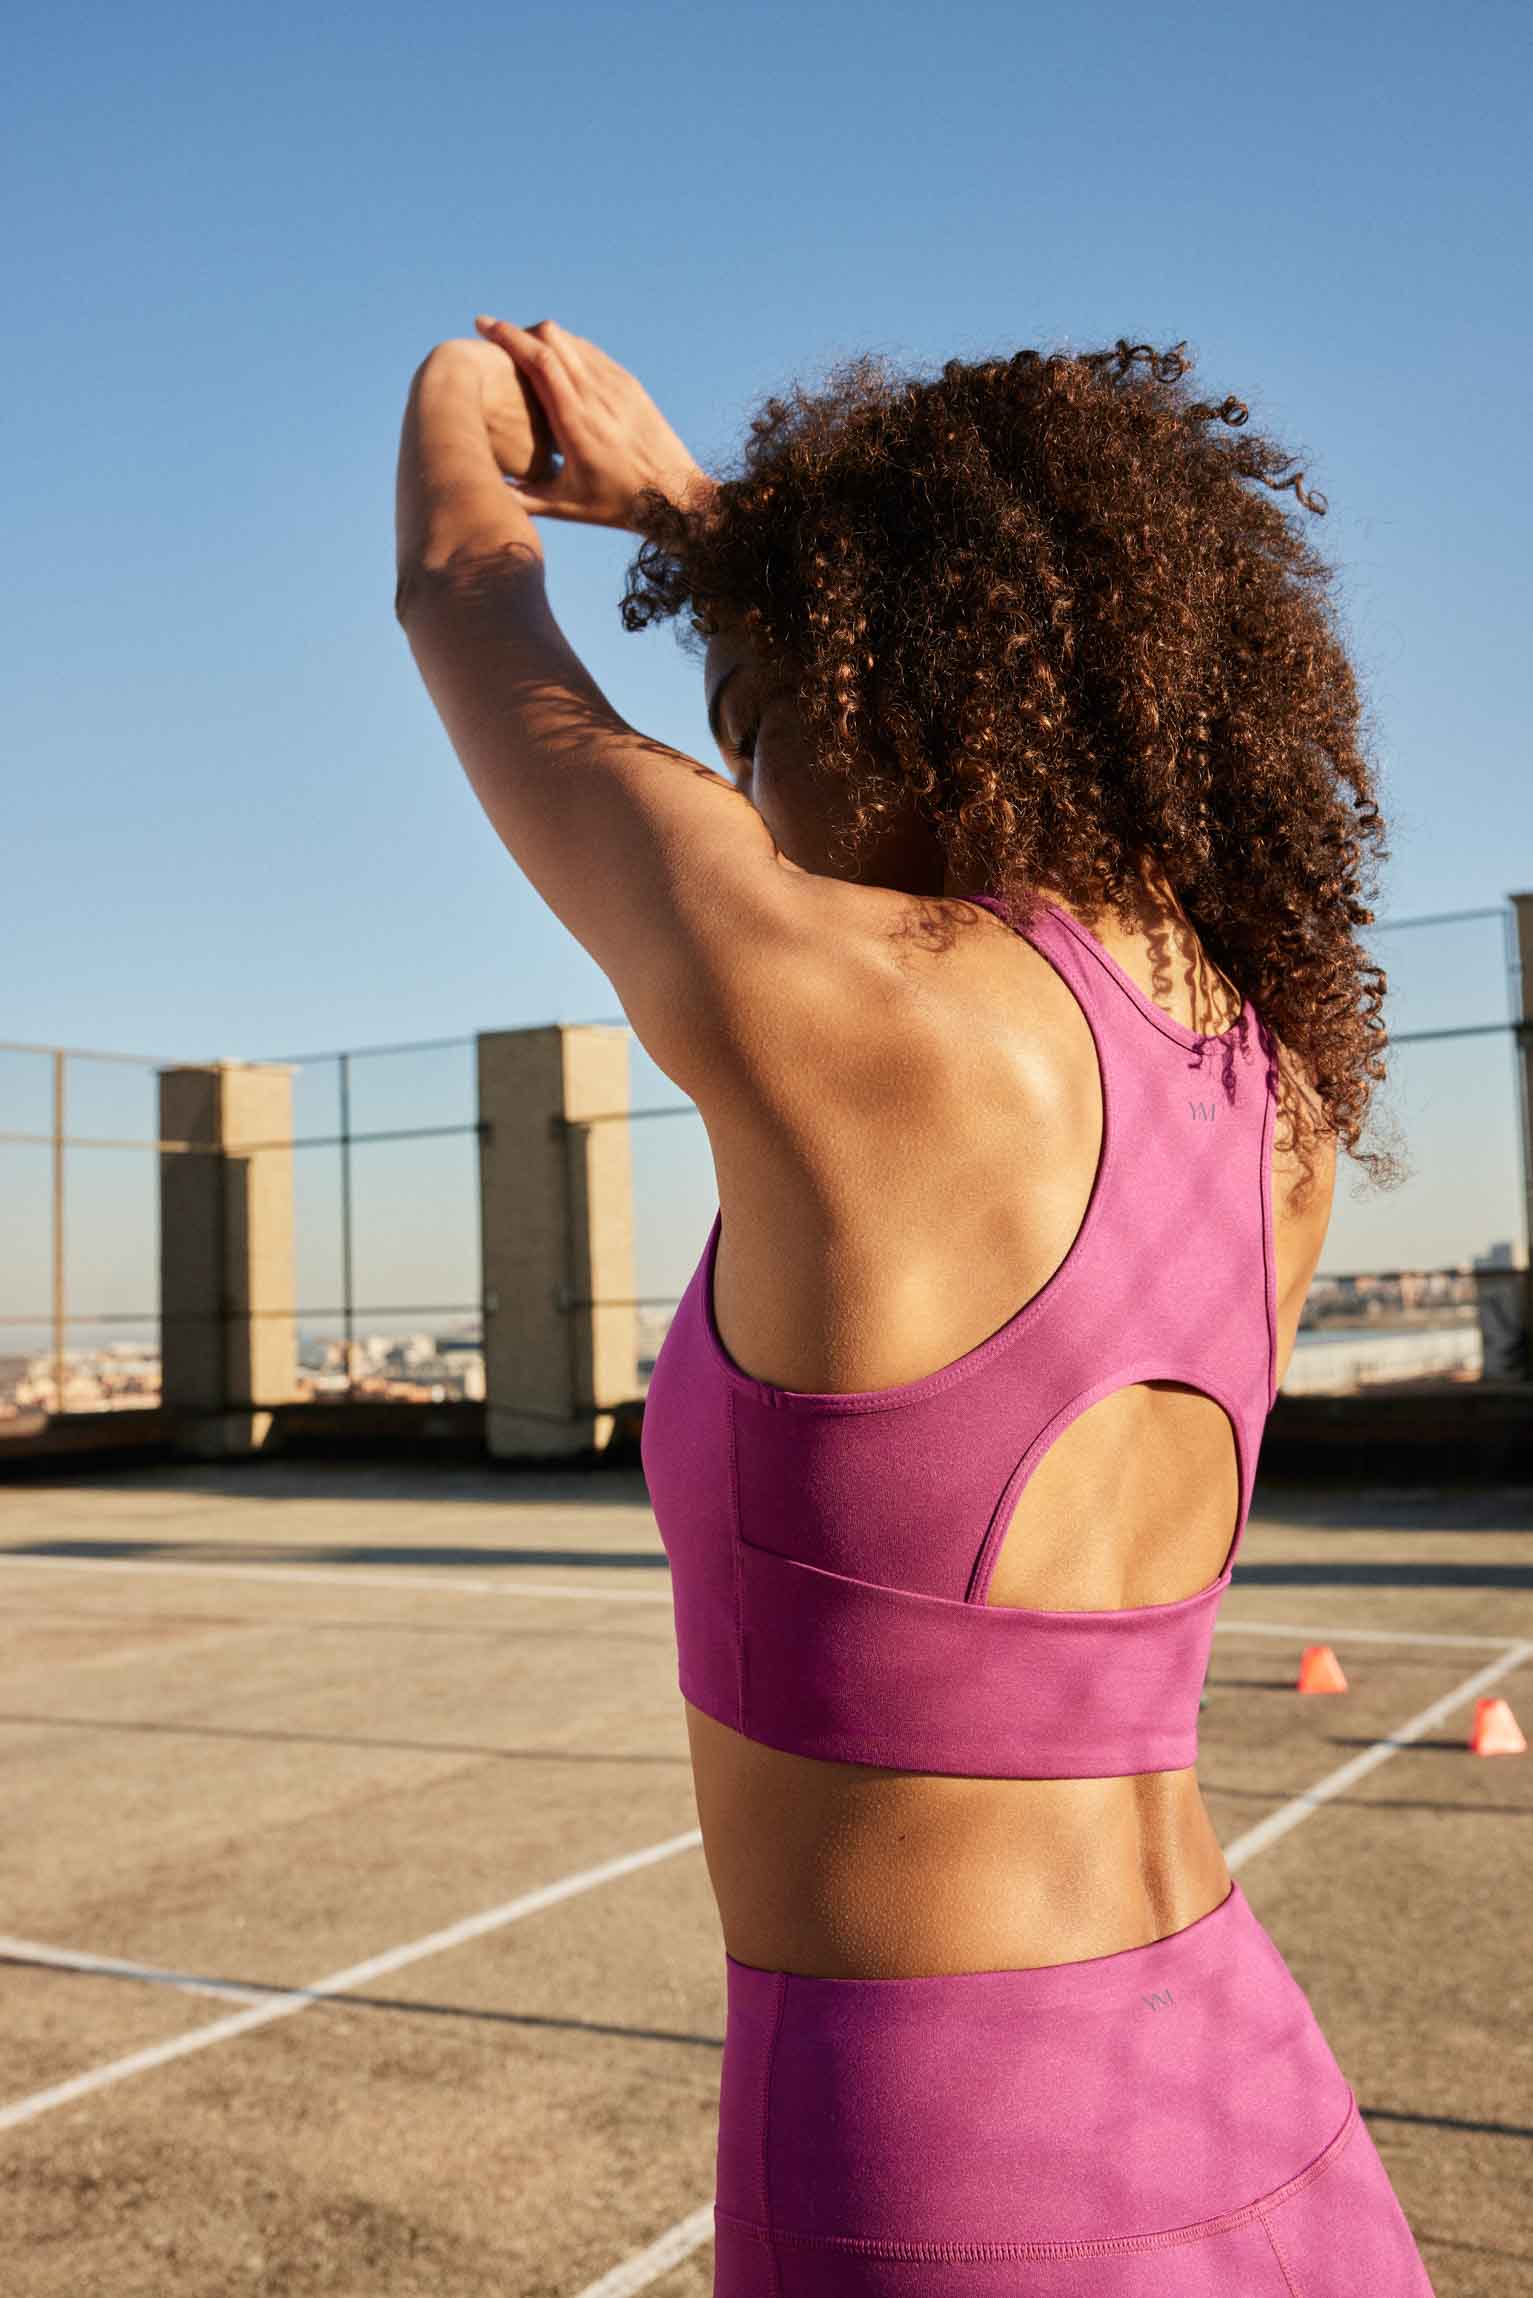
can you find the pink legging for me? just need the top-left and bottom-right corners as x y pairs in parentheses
(713, 1879), (1436, 2295)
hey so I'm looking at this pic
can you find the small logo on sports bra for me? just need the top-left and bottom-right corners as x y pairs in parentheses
(1141, 1987), (1176, 2011)
(1187, 1101), (1217, 1122)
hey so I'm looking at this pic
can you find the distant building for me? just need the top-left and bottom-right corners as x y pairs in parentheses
(1473, 1239), (1526, 1270)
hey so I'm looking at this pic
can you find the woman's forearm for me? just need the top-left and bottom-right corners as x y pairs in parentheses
(394, 344), (544, 611)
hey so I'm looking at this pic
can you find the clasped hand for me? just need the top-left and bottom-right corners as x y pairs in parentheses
(448, 316), (710, 532)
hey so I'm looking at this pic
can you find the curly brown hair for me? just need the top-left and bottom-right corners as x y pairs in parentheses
(619, 337), (1403, 1193)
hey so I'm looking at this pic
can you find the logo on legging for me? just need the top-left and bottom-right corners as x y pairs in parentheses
(1187, 1101), (1216, 1122)
(1141, 1987), (1176, 2010)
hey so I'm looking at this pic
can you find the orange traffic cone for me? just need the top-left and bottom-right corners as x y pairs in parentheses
(1297, 1644), (1348, 1694)
(1468, 1698), (1526, 1756)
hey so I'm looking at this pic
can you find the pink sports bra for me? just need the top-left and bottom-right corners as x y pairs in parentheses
(639, 892), (1281, 1780)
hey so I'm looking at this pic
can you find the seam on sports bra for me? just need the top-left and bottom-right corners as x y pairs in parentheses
(965, 1356), (1255, 1605)
(1258, 1034), (1279, 1410)
(738, 1526), (1235, 1624)
(1032, 902), (1256, 1056)
(727, 1388), (746, 1733)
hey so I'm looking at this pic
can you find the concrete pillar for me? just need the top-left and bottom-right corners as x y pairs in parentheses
(158, 1061), (298, 1456)
(477, 1024), (637, 1459)
(1512, 893), (1533, 1372)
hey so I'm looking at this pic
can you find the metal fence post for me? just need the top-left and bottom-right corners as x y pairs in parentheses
(1511, 892), (1533, 1371)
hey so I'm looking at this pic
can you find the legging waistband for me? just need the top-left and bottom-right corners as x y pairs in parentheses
(715, 1873), (1364, 2256)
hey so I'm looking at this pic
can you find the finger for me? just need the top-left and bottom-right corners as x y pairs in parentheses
(502, 475), (598, 524)
(528, 318), (599, 375)
(484, 313), (611, 380)
(540, 323), (635, 417)
(502, 486), (556, 517)
(509, 320), (585, 409)
(505, 493), (584, 523)
(475, 319), (585, 448)
(476, 315), (620, 427)
(499, 453), (578, 520)
(523, 320), (630, 420)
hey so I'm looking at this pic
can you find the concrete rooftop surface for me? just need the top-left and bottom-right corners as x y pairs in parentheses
(0, 1461), (1529, 2296)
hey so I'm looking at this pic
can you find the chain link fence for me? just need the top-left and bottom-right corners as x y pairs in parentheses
(0, 1034), (484, 1432)
(2, 895), (1528, 1440)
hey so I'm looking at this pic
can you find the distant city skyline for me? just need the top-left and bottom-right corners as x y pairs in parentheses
(4, 1244), (1522, 1427)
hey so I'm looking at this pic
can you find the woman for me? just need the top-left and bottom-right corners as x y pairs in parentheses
(395, 321), (1433, 2294)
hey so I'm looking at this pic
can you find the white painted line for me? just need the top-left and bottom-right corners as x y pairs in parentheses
(565, 1636), (1533, 2298)
(572, 2206), (716, 2298)
(1215, 1619), (1527, 1651)
(0, 1935), (268, 2008)
(0, 1827), (702, 2135)
(0, 1553), (672, 1605)
(1222, 1638), (1533, 1869)
(5, 1538), (1529, 2295)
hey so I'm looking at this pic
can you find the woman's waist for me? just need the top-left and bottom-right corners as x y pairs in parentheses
(685, 1699), (1231, 1978)
(715, 1874), (1361, 2255)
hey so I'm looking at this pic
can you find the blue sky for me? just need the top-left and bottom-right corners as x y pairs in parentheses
(4, 0), (1531, 1340)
